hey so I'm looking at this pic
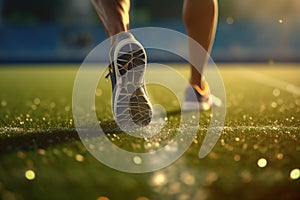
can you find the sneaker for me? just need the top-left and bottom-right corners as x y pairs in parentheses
(182, 81), (221, 111)
(106, 32), (152, 130)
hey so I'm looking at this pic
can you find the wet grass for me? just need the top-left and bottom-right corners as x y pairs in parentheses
(0, 63), (300, 200)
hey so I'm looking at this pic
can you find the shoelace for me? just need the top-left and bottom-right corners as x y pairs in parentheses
(105, 65), (113, 79)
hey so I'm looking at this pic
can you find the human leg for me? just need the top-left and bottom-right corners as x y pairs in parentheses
(182, 0), (220, 111)
(91, 0), (152, 128)
(182, 0), (218, 89)
(91, 0), (130, 42)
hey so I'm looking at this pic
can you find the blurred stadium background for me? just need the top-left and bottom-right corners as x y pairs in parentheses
(0, 0), (299, 63)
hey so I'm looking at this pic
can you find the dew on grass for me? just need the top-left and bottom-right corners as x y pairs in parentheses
(193, 138), (198, 144)
(220, 139), (225, 146)
(257, 158), (268, 168)
(235, 137), (240, 142)
(290, 168), (300, 180)
(276, 153), (284, 160)
(154, 142), (160, 148)
(75, 154), (84, 162)
(25, 170), (35, 180)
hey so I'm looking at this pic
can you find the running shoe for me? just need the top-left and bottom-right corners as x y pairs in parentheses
(182, 81), (221, 111)
(106, 32), (152, 130)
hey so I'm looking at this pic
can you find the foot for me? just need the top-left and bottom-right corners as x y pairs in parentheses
(182, 81), (221, 111)
(106, 32), (152, 130)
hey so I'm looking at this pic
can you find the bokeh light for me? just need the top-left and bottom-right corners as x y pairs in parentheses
(257, 158), (268, 168)
(290, 168), (300, 180)
(25, 170), (35, 180)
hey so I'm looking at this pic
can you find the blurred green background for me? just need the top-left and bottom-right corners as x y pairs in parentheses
(0, 0), (299, 62)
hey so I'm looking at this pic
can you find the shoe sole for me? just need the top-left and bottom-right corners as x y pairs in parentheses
(112, 38), (152, 130)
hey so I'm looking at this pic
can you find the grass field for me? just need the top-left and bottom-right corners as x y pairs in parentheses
(0, 63), (300, 200)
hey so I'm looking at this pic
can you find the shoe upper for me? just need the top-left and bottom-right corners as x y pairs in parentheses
(184, 82), (211, 103)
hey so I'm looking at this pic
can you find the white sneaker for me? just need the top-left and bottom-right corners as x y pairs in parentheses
(182, 81), (221, 111)
(105, 32), (152, 130)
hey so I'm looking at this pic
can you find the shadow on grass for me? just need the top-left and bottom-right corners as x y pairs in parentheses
(0, 129), (79, 155)
(0, 109), (182, 155)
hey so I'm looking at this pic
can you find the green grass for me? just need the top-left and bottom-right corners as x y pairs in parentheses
(0, 63), (300, 200)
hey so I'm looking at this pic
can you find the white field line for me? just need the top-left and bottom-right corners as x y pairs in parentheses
(239, 68), (300, 96)
(196, 125), (299, 132)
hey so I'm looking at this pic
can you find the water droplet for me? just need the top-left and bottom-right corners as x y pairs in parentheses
(257, 158), (267, 168)
(278, 19), (283, 24)
(235, 137), (240, 142)
(133, 156), (142, 165)
(25, 170), (35, 180)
